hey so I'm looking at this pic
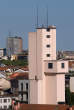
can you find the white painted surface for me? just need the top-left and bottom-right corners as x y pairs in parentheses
(70, 77), (74, 92)
(0, 97), (11, 109)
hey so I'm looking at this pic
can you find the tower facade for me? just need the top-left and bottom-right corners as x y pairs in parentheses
(28, 26), (68, 104)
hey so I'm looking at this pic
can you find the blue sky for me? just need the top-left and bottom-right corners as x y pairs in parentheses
(0, 0), (74, 50)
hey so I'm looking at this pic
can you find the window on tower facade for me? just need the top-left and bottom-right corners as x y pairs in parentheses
(46, 44), (50, 47)
(47, 28), (50, 32)
(46, 54), (50, 57)
(61, 63), (65, 68)
(46, 35), (50, 38)
(48, 63), (53, 69)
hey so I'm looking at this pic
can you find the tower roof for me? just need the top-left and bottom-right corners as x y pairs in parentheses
(37, 25), (56, 29)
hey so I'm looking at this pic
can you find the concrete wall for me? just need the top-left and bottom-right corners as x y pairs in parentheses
(56, 74), (65, 103)
(42, 28), (56, 60)
(44, 60), (68, 73)
(29, 80), (38, 104)
(28, 32), (37, 79)
(57, 61), (68, 73)
(45, 75), (57, 104)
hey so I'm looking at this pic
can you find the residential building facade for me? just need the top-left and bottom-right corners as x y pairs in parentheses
(18, 80), (29, 104)
(0, 96), (11, 109)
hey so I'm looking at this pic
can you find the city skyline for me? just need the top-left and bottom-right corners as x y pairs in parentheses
(0, 0), (74, 50)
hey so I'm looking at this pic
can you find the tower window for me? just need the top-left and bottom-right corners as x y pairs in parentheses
(46, 54), (50, 57)
(47, 28), (50, 32)
(46, 45), (50, 47)
(48, 63), (53, 69)
(61, 63), (65, 68)
(46, 35), (50, 38)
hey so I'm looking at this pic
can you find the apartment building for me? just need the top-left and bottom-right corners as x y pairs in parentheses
(6, 36), (23, 56)
(0, 96), (11, 109)
(29, 26), (68, 104)
(0, 48), (6, 58)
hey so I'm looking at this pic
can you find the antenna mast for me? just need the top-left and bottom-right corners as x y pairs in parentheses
(36, 6), (38, 28)
(8, 31), (11, 37)
(46, 6), (48, 28)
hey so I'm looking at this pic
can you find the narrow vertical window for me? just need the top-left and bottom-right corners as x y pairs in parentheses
(61, 63), (64, 68)
(21, 83), (23, 91)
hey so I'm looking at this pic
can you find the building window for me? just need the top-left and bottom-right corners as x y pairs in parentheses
(46, 45), (50, 47)
(61, 63), (65, 68)
(47, 54), (50, 57)
(4, 106), (7, 109)
(4, 99), (7, 103)
(48, 63), (53, 69)
(8, 99), (10, 102)
(26, 93), (28, 100)
(21, 83), (23, 91)
(26, 83), (28, 91)
(47, 28), (50, 32)
(46, 35), (50, 38)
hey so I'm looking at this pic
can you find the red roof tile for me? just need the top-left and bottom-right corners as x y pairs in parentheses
(18, 104), (69, 110)
(9, 72), (28, 80)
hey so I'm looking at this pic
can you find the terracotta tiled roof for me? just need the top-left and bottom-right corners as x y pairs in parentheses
(20, 67), (28, 71)
(0, 66), (28, 71)
(18, 104), (69, 110)
(0, 67), (8, 71)
(9, 72), (28, 80)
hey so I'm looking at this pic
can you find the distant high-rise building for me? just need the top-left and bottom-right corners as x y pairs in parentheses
(7, 36), (23, 56)
(0, 48), (6, 57)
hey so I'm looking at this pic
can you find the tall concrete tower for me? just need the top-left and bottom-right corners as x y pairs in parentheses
(28, 26), (68, 104)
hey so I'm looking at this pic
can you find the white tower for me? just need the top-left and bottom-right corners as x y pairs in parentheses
(28, 26), (68, 104)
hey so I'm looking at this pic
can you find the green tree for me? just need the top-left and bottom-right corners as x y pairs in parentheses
(65, 88), (71, 105)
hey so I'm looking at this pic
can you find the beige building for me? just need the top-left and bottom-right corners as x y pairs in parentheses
(28, 26), (68, 104)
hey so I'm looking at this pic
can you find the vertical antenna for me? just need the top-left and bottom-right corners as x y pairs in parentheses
(46, 6), (48, 28)
(36, 6), (38, 28)
(8, 31), (11, 37)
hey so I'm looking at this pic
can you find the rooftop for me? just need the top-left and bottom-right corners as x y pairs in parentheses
(17, 104), (73, 110)
(37, 25), (56, 29)
(9, 72), (28, 80)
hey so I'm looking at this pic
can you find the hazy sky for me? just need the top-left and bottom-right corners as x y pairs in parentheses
(0, 0), (74, 50)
